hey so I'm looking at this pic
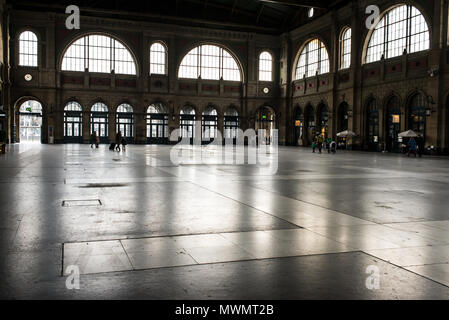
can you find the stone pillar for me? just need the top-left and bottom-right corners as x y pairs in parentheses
(82, 110), (90, 143)
(109, 112), (116, 143)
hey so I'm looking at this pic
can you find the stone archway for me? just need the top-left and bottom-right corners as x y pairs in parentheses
(255, 105), (276, 145)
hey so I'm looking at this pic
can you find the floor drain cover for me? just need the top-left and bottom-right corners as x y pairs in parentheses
(62, 199), (102, 207)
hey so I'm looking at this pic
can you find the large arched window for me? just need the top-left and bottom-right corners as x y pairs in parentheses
(224, 107), (239, 140)
(90, 102), (109, 141)
(408, 93), (426, 137)
(116, 103), (134, 140)
(147, 103), (169, 143)
(385, 96), (401, 152)
(366, 99), (379, 151)
(19, 31), (38, 67)
(365, 5), (429, 63)
(340, 27), (351, 69)
(62, 34), (137, 75)
(178, 44), (241, 81)
(259, 51), (273, 81)
(150, 42), (167, 75)
(295, 39), (329, 80)
(202, 106), (218, 142)
(180, 106), (196, 139)
(19, 100), (42, 143)
(64, 101), (83, 142)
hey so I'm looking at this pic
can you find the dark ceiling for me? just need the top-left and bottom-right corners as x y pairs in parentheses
(8, 0), (348, 34)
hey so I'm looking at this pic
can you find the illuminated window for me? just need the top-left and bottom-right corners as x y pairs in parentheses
(180, 106), (196, 139)
(147, 103), (169, 140)
(90, 102), (108, 138)
(150, 42), (167, 75)
(19, 31), (38, 67)
(179, 45), (241, 81)
(295, 39), (329, 80)
(116, 104), (134, 138)
(64, 102), (82, 138)
(365, 5), (429, 63)
(202, 106), (218, 140)
(259, 51), (273, 81)
(224, 107), (239, 139)
(340, 27), (352, 69)
(62, 34), (137, 75)
(308, 8), (314, 18)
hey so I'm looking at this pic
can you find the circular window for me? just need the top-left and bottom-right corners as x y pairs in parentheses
(24, 74), (33, 81)
(263, 87), (270, 94)
(308, 8), (314, 18)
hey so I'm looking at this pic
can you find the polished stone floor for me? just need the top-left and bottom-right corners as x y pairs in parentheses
(1, 143), (449, 299)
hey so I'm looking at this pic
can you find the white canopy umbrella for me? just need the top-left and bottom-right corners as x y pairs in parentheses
(337, 130), (357, 138)
(398, 130), (419, 138)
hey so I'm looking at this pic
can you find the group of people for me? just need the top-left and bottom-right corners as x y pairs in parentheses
(89, 131), (127, 151)
(312, 135), (337, 154)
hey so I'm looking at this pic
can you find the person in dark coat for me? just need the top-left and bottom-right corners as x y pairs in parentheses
(115, 131), (122, 151)
(121, 136), (127, 151)
(408, 137), (417, 157)
(417, 135), (424, 157)
(90, 131), (98, 148)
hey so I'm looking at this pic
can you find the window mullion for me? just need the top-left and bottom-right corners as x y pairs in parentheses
(198, 46), (201, 78)
(406, 5), (411, 53)
(85, 37), (88, 71)
(383, 15), (387, 59)
(111, 38), (114, 73)
(220, 48), (223, 79)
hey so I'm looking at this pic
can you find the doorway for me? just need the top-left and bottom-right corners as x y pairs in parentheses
(19, 100), (42, 143)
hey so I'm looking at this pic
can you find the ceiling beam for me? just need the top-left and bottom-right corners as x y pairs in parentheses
(259, 0), (325, 9)
(230, 0), (238, 16)
(256, 3), (265, 24)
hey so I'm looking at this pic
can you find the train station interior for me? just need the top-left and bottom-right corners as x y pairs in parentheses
(1, 0), (449, 300)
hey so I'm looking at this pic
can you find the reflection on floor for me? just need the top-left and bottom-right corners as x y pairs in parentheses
(1, 144), (449, 299)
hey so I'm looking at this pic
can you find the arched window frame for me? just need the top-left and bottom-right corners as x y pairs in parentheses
(258, 51), (273, 82)
(294, 39), (330, 80)
(339, 27), (352, 70)
(18, 31), (38, 67)
(178, 44), (242, 81)
(364, 4), (430, 64)
(61, 34), (138, 75)
(150, 42), (167, 75)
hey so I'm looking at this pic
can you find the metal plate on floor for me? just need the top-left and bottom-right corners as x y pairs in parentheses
(62, 199), (102, 207)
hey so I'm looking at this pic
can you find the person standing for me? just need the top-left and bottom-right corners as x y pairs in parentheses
(317, 135), (324, 154)
(326, 137), (332, 153)
(90, 131), (96, 148)
(408, 137), (417, 157)
(417, 135), (424, 158)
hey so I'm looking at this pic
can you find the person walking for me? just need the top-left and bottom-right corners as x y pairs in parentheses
(317, 135), (324, 154)
(91, 131), (99, 148)
(121, 136), (127, 151)
(115, 131), (122, 152)
(408, 137), (417, 157)
(326, 137), (332, 153)
(312, 137), (317, 153)
(330, 140), (337, 154)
